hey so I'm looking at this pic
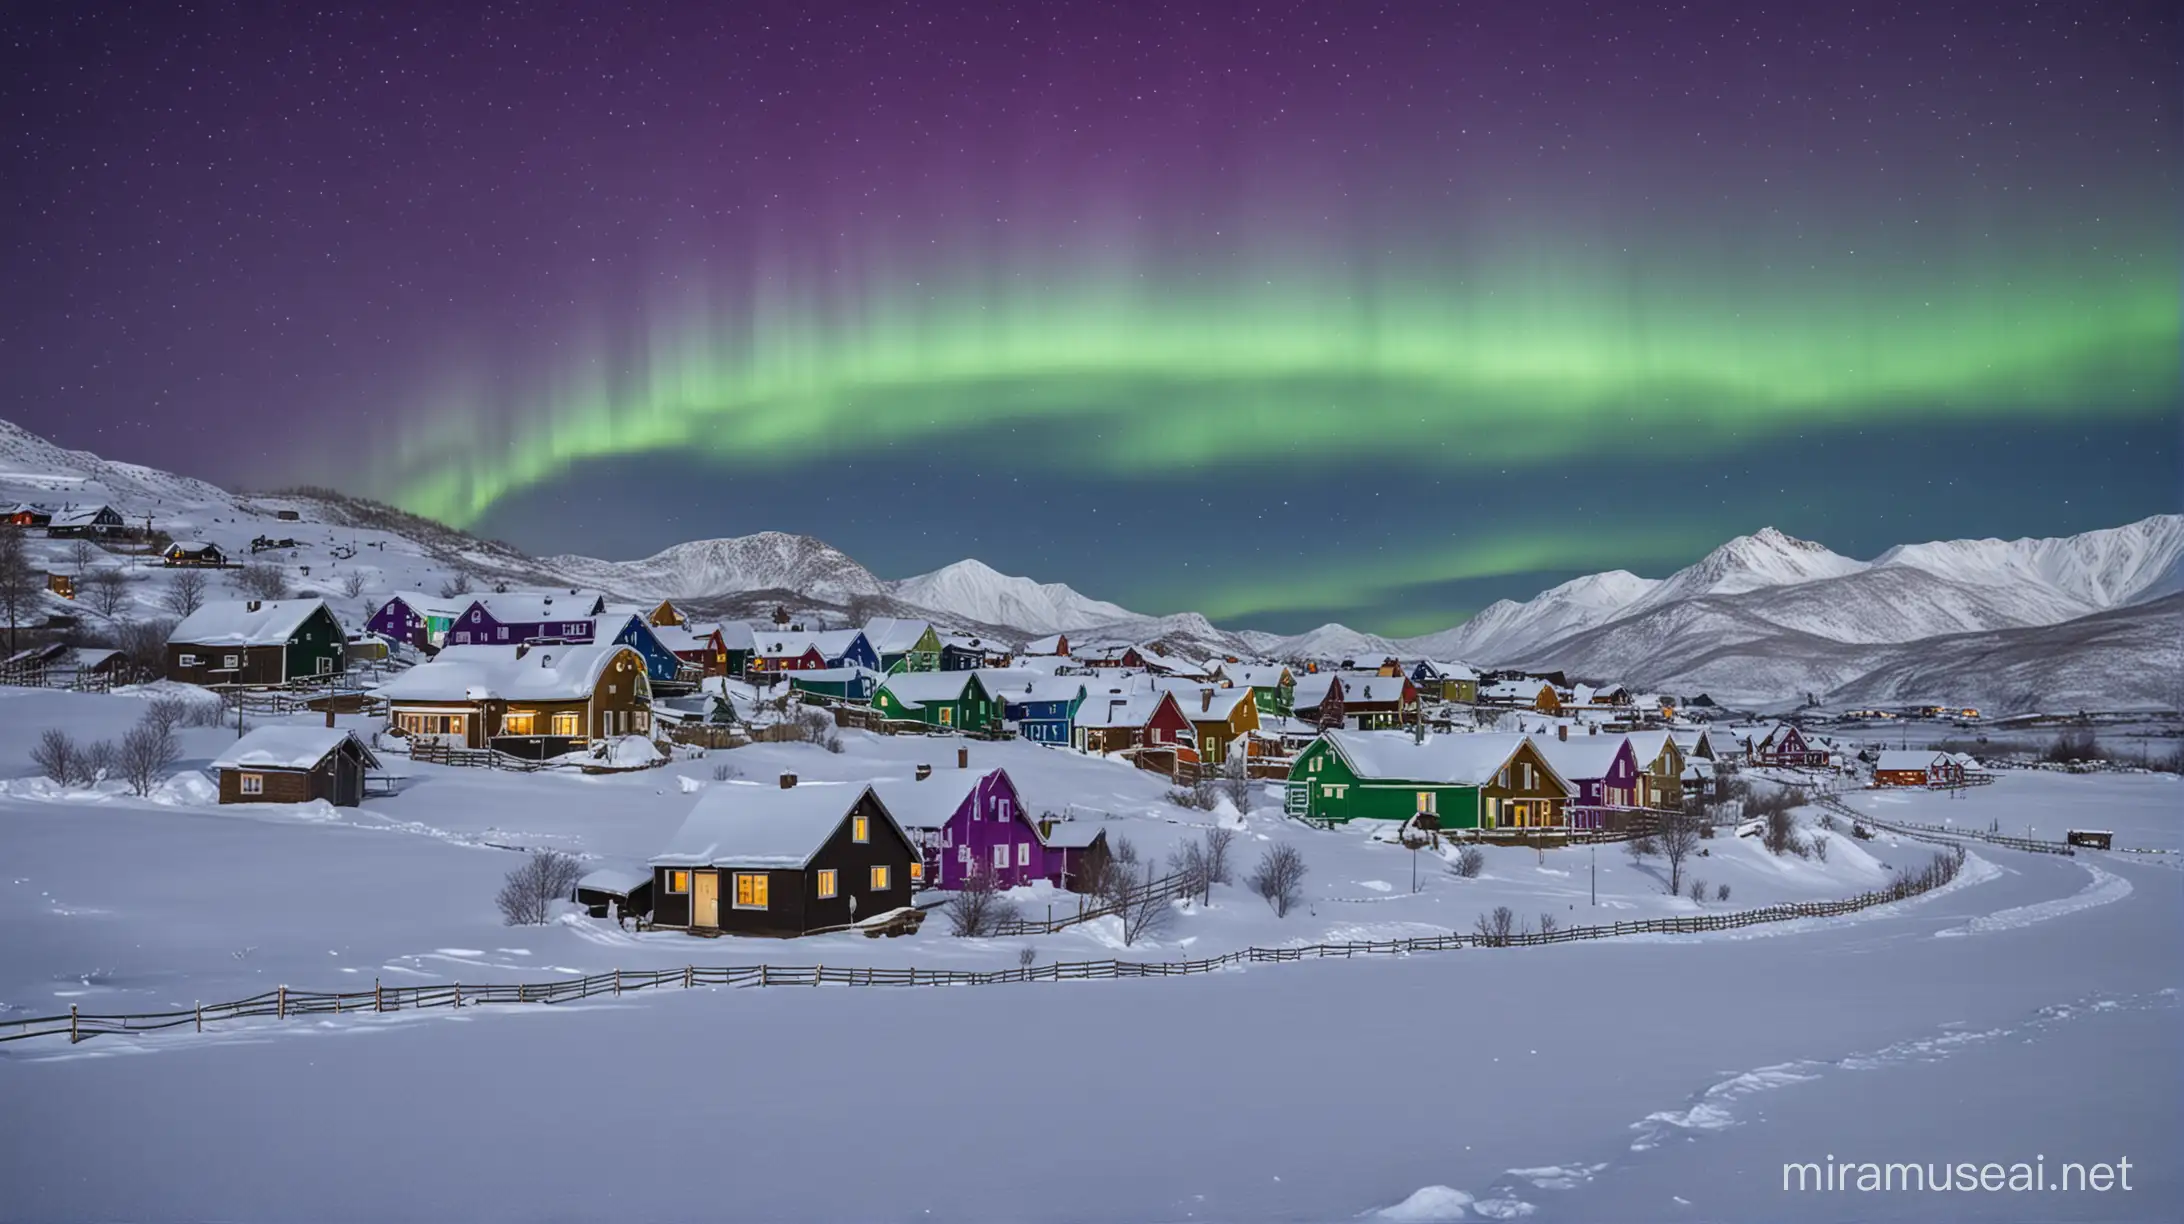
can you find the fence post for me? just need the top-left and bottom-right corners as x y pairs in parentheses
(195, 1001), (202, 1034)
(814, 965), (822, 987)
(70, 1004), (78, 1044)
(454, 982), (462, 1007)
(375, 978), (383, 1013)
(614, 968), (621, 997)
(760, 964), (769, 988)
(277, 985), (286, 1019)
(684, 965), (694, 989)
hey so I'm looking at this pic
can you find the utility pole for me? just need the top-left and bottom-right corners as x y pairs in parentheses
(1591, 840), (1597, 906)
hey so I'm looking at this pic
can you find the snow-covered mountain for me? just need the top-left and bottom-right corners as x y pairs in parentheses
(540, 533), (887, 605)
(1626, 527), (1869, 613)
(1873, 516), (2184, 609)
(1402, 569), (1658, 662)
(1263, 623), (1401, 665)
(884, 559), (1137, 635)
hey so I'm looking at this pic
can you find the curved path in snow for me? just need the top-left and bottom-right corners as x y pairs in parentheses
(2, 824), (2176, 1223)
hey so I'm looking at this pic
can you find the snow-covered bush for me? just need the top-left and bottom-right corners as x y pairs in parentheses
(496, 850), (582, 925)
(1247, 843), (1308, 918)
(1449, 846), (1485, 878)
(944, 865), (1020, 937)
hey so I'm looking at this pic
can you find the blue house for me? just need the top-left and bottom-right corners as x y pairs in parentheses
(608, 614), (689, 685)
(811, 629), (881, 672)
(989, 674), (1088, 746)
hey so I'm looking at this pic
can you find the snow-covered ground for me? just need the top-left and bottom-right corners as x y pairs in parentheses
(1, 683), (2178, 1220)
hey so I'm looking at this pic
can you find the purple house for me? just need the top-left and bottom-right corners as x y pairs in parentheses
(365, 592), (471, 652)
(1536, 731), (1641, 830)
(444, 592), (608, 648)
(873, 766), (1108, 892)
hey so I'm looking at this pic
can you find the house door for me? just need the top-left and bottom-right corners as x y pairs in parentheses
(692, 871), (720, 928)
(938, 706), (953, 727)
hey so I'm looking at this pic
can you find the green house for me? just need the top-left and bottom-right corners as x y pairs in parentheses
(1288, 730), (1544, 826)
(871, 670), (999, 730)
(789, 666), (881, 704)
(864, 618), (943, 673)
(1222, 665), (1296, 717)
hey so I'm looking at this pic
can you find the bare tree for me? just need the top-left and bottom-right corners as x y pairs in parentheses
(1247, 843), (1309, 917)
(1449, 845), (1486, 879)
(1473, 905), (1518, 946)
(944, 863), (1020, 937)
(1656, 807), (1701, 896)
(1716, 883), (1731, 903)
(67, 537), (98, 574)
(1106, 858), (1176, 946)
(161, 567), (208, 619)
(437, 570), (476, 600)
(75, 738), (116, 786)
(1202, 826), (1236, 887)
(1538, 912), (1560, 937)
(82, 566), (136, 617)
(1810, 833), (1829, 863)
(0, 523), (38, 655)
(117, 716), (180, 796)
(230, 562), (291, 601)
(143, 695), (192, 736)
(31, 729), (76, 784)
(337, 569), (370, 599)
(110, 616), (178, 678)
(495, 849), (584, 925)
(1018, 945), (1037, 969)
(1219, 749), (1254, 812)
(1166, 839), (1209, 903)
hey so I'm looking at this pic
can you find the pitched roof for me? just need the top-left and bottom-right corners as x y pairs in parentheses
(1038, 820), (1108, 849)
(753, 631), (823, 659)
(169, 598), (333, 647)
(1172, 685), (1256, 720)
(373, 642), (641, 703)
(790, 665), (885, 685)
(714, 620), (756, 651)
(473, 591), (606, 623)
(1322, 730), (1549, 788)
(1534, 734), (1632, 782)
(1481, 679), (1553, 701)
(809, 629), (869, 658)
(1222, 666), (1292, 689)
(48, 504), (118, 527)
(1023, 634), (1067, 655)
(382, 591), (471, 619)
(1621, 729), (1677, 766)
(875, 670), (978, 707)
(867, 774), (985, 832)
(211, 726), (379, 772)
(1076, 690), (1179, 729)
(976, 669), (1084, 705)
(1876, 749), (1949, 771)
(1335, 673), (1410, 704)
(651, 782), (906, 868)
(862, 617), (934, 654)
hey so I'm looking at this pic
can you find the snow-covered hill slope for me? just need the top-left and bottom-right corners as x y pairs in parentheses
(1625, 527), (1869, 613)
(885, 559), (1137, 635)
(1873, 516), (2184, 608)
(539, 533), (887, 605)
(1263, 623), (1401, 664)
(1401, 570), (1657, 662)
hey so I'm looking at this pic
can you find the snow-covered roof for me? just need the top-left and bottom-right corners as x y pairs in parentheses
(790, 665), (884, 685)
(753, 631), (821, 659)
(1038, 820), (1108, 849)
(1023, 634), (1067, 655)
(382, 591), (470, 619)
(1335, 673), (1410, 704)
(862, 617), (933, 654)
(576, 867), (650, 896)
(1621, 729), (1676, 765)
(809, 629), (868, 658)
(169, 598), (333, 647)
(868, 774), (982, 832)
(649, 622), (713, 654)
(1076, 690), (1177, 729)
(1321, 730), (1547, 787)
(715, 620), (756, 651)
(373, 642), (642, 703)
(48, 504), (117, 527)
(1876, 750), (1949, 771)
(1173, 686), (1256, 721)
(1534, 734), (1631, 782)
(651, 782), (908, 868)
(875, 670), (977, 707)
(975, 669), (1083, 705)
(474, 591), (606, 622)
(1481, 679), (1553, 701)
(211, 726), (379, 772)
(1222, 666), (1291, 689)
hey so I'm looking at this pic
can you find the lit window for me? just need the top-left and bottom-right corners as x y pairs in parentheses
(734, 873), (769, 909)
(909, 861), (923, 881)
(239, 773), (264, 795)
(668, 870), (690, 894)
(816, 869), (838, 899)
(852, 815), (869, 843)
(553, 711), (580, 736)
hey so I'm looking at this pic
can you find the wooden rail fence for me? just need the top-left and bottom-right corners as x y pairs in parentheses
(1817, 795), (2074, 856)
(3, 845), (1970, 1046)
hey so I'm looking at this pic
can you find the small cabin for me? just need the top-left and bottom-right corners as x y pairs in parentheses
(651, 777), (918, 938)
(210, 726), (380, 808)
(2065, 830), (2112, 851)
(163, 542), (228, 567)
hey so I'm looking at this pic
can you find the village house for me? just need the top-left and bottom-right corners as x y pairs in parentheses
(1076, 641), (1145, 669)
(788, 665), (884, 704)
(874, 765), (1113, 893)
(166, 598), (347, 688)
(161, 542), (227, 567)
(863, 618), (942, 673)
(1216, 664), (1296, 716)
(1022, 633), (1069, 657)
(1173, 684), (1261, 766)
(364, 592), (470, 652)
(939, 634), (1014, 671)
(1480, 678), (1562, 714)
(211, 726), (380, 808)
(870, 669), (1001, 731)
(750, 631), (828, 673)
(646, 599), (687, 628)
(715, 620), (756, 676)
(1620, 728), (1688, 811)
(651, 621), (733, 678)
(1293, 672), (1421, 731)
(1536, 729), (1643, 830)
(1072, 689), (1194, 756)
(1874, 749), (1966, 788)
(373, 642), (652, 756)
(994, 676), (1088, 745)
(650, 778), (918, 937)
(1284, 730), (1572, 829)
(442, 591), (609, 648)
(1745, 723), (1829, 768)
(45, 504), (127, 538)
(1409, 659), (1480, 704)
(5, 503), (54, 527)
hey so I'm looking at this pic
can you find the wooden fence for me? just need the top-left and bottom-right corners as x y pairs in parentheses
(1819, 795), (2074, 856)
(986, 869), (1197, 937)
(403, 741), (552, 772)
(2, 846), (1971, 1046)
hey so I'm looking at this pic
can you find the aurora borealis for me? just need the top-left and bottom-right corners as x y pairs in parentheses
(5, 2), (2177, 632)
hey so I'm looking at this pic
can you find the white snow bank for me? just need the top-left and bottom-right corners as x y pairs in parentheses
(151, 771), (218, 806)
(1934, 862), (2131, 938)
(1375, 1185), (1476, 1220)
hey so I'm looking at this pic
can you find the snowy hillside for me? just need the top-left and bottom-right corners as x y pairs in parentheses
(1401, 569), (1658, 662)
(1874, 515), (2184, 608)
(1264, 622), (1401, 664)
(1624, 527), (1870, 613)
(885, 559), (1137, 635)
(539, 533), (888, 605)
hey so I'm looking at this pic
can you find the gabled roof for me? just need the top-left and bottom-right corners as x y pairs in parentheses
(651, 782), (910, 868)
(714, 620), (757, 651)
(1534, 734), (1634, 783)
(1320, 730), (1556, 789)
(373, 642), (642, 703)
(381, 591), (471, 619)
(1075, 689), (1183, 729)
(1621, 729), (1678, 766)
(1038, 820), (1108, 849)
(170, 598), (334, 647)
(211, 726), (380, 772)
(1023, 634), (1067, 655)
(48, 504), (118, 527)
(868, 772), (991, 832)
(472, 591), (607, 623)
(1173, 686), (1257, 721)
(790, 665), (885, 686)
(862, 617), (934, 654)
(1335, 673), (1411, 704)
(809, 628), (870, 659)
(649, 622), (713, 654)
(1876, 749), (1950, 771)
(876, 670), (980, 707)
(1222, 665), (1293, 689)
(1481, 679), (1553, 701)
(753, 631), (824, 659)
(974, 668), (1080, 702)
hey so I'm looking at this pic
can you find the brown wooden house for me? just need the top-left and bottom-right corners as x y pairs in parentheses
(166, 598), (347, 688)
(211, 726), (380, 808)
(1481, 735), (1575, 828)
(373, 642), (653, 757)
(647, 599), (687, 628)
(1622, 729), (1687, 810)
(651, 778), (918, 937)
(162, 542), (227, 567)
(1072, 689), (1193, 756)
(1176, 684), (1262, 766)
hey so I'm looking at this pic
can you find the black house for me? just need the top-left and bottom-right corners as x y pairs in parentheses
(651, 776), (918, 937)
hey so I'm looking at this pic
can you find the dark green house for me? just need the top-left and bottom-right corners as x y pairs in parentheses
(864, 618), (943, 674)
(165, 598), (348, 688)
(871, 669), (999, 730)
(1221, 665), (1296, 717)
(1285, 729), (1563, 827)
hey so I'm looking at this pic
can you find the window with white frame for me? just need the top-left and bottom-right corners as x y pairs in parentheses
(239, 773), (264, 795)
(179, 653), (198, 667)
(1017, 842), (1031, 866)
(992, 843), (1009, 869)
(222, 654), (239, 670)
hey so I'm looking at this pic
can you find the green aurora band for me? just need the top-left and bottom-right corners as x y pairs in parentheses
(384, 255), (2179, 533)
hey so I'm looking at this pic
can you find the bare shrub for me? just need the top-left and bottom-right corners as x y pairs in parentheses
(75, 739), (116, 786)
(1167, 839), (1210, 901)
(1538, 912), (1559, 937)
(1219, 750), (1254, 812)
(338, 569), (370, 599)
(1473, 905), (1517, 946)
(161, 568), (208, 619)
(1656, 808), (1701, 895)
(1450, 845), (1486, 878)
(82, 567), (136, 617)
(1810, 834), (1829, 863)
(1755, 786), (1809, 856)
(230, 562), (291, 601)
(1018, 945), (1037, 969)
(1101, 859), (1175, 946)
(710, 761), (741, 782)
(496, 849), (583, 925)
(1165, 781), (1219, 811)
(945, 863), (1020, 937)
(180, 696), (229, 727)
(2041, 728), (2102, 764)
(1716, 883), (1731, 903)
(1687, 876), (1709, 904)
(437, 571), (476, 600)
(110, 616), (178, 676)
(1111, 835), (1140, 868)
(117, 717), (180, 796)
(68, 537), (98, 573)
(31, 729), (76, 784)
(143, 696), (192, 736)
(1202, 826), (1236, 886)
(1246, 843), (1309, 917)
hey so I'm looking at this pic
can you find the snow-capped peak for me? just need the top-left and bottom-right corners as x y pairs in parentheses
(885, 558), (1138, 635)
(1633, 527), (1867, 609)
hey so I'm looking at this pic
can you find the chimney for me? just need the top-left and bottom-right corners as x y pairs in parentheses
(779, 772), (797, 789)
(1558, 724), (1569, 741)
(957, 746), (969, 770)
(915, 763), (932, 782)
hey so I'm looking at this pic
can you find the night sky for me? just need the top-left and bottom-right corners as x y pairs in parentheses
(4, 2), (2176, 634)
